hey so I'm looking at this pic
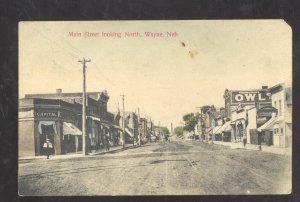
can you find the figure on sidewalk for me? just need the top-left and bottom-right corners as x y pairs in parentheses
(43, 138), (53, 159)
(105, 133), (110, 152)
(243, 136), (247, 148)
(258, 132), (262, 151)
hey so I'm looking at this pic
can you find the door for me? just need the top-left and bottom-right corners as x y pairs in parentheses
(40, 124), (55, 155)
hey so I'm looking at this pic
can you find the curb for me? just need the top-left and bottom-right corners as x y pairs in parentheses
(19, 144), (142, 162)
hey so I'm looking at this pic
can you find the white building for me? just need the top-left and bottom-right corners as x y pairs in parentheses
(230, 105), (257, 144)
(269, 84), (292, 147)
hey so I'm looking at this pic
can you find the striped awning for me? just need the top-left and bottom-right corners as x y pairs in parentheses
(257, 117), (276, 132)
(63, 122), (82, 136)
(220, 122), (232, 132)
(212, 126), (222, 135)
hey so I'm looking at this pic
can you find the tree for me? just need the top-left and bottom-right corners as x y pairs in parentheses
(155, 126), (170, 135)
(174, 126), (184, 137)
(182, 113), (200, 134)
(160, 126), (170, 135)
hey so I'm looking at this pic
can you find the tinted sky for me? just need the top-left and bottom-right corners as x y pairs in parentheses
(19, 20), (292, 128)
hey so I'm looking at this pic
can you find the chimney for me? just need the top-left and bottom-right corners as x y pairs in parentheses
(262, 86), (268, 90)
(56, 89), (62, 94)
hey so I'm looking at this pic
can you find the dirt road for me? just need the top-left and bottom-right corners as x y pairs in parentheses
(19, 138), (291, 195)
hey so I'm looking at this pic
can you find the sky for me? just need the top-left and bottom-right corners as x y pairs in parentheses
(19, 20), (292, 129)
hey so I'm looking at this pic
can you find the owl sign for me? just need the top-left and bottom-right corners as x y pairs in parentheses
(231, 91), (271, 105)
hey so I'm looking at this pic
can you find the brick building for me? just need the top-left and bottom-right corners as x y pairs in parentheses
(18, 89), (117, 157)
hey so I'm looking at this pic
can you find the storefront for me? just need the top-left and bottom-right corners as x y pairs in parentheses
(273, 120), (291, 148)
(257, 116), (275, 146)
(212, 126), (222, 141)
(19, 98), (82, 156)
(220, 121), (232, 142)
(230, 106), (257, 144)
(62, 122), (82, 153)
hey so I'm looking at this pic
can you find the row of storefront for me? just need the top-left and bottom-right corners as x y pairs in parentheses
(19, 89), (154, 157)
(200, 83), (292, 148)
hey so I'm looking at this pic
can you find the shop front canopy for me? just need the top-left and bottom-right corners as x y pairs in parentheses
(63, 122), (82, 136)
(212, 126), (222, 135)
(220, 121), (232, 133)
(87, 116), (100, 122)
(257, 117), (276, 132)
(112, 125), (123, 131)
(125, 128), (134, 137)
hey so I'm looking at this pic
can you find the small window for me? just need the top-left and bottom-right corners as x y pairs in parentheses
(274, 129), (276, 134)
(281, 128), (284, 134)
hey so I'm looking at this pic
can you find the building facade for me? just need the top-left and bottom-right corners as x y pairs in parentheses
(269, 84), (292, 147)
(19, 89), (116, 157)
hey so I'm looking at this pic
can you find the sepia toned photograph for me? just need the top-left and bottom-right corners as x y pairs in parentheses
(18, 20), (292, 196)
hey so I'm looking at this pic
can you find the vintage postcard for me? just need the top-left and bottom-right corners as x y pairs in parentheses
(18, 20), (292, 195)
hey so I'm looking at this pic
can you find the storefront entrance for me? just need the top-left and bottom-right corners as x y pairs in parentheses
(40, 124), (55, 155)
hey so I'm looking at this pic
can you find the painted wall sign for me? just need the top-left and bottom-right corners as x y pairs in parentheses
(231, 91), (271, 105)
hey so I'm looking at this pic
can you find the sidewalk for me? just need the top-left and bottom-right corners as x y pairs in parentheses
(19, 143), (137, 162)
(213, 141), (291, 155)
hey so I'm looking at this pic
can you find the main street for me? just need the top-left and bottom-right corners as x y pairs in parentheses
(19, 138), (291, 195)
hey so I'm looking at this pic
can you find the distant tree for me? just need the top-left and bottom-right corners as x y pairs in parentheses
(155, 126), (170, 135)
(160, 126), (170, 135)
(174, 126), (184, 137)
(182, 113), (200, 134)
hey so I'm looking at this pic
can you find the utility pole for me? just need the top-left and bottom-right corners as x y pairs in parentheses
(137, 107), (141, 146)
(120, 94), (126, 148)
(196, 107), (203, 142)
(79, 58), (91, 156)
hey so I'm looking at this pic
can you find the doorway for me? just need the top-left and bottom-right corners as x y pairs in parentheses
(40, 124), (55, 155)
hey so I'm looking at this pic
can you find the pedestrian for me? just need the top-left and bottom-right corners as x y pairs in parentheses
(105, 134), (110, 152)
(258, 133), (262, 151)
(43, 138), (53, 159)
(243, 137), (247, 148)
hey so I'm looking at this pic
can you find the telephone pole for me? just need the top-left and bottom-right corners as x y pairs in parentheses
(137, 107), (141, 146)
(120, 94), (126, 148)
(79, 58), (91, 155)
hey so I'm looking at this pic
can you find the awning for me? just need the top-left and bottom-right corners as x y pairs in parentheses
(101, 122), (111, 129)
(38, 121), (57, 134)
(212, 126), (222, 135)
(112, 125), (123, 131)
(220, 122), (232, 133)
(63, 122), (82, 136)
(87, 116), (100, 121)
(258, 117), (276, 132)
(125, 127), (134, 137)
